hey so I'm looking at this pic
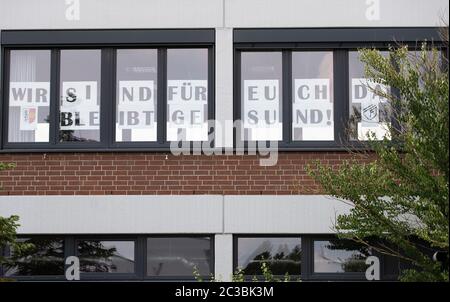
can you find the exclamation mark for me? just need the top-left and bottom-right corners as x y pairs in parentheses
(326, 110), (332, 125)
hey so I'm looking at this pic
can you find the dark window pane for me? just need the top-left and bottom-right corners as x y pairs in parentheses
(8, 50), (51, 142)
(241, 52), (283, 141)
(77, 240), (135, 273)
(59, 49), (101, 142)
(314, 240), (371, 273)
(237, 237), (301, 276)
(167, 49), (208, 141)
(3, 238), (64, 276)
(116, 49), (158, 142)
(349, 51), (391, 141)
(292, 51), (334, 141)
(146, 237), (212, 277)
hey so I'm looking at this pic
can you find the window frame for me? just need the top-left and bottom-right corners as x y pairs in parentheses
(233, 234), (399, 281)
(75, 236), (140, 280)
(233, 27), (445, 151)
(143, 235), (215, 281)
(1, 234), (215, 281)
(307, 235), (371, 281)
(0, 235), (66, 281)
(232, 234), (304, 281)
(0, 29), (215, 152)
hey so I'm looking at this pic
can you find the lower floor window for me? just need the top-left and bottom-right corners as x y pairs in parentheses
(2, 237), (64, 277)
(1, 235), (213, 280)
(77, 240), (135, 274)
(146, 237), (212, 277)
(313, 240), (371, 273)
(236, 237), (302, 277)
(1, 234), (403, 281)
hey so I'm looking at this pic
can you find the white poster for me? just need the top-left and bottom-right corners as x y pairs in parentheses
(293, 79), (332, 128)
(351, 78), (389, 127)
(9, 82), (50, 107)
(243, 79), (281, 140)
(117, 80), (156, 130)
(60, 81), (99, 130)
(167, 80), (208, 141)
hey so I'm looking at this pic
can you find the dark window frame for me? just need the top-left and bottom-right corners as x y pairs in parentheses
(307, 235), (371, 281)
(0, 235), (66, 281)
(0, 29), (215, 152)
(233, 234), (400, 281)
(232, 234), (304, 281)
(0, 234), (214, 281)
(233, 27), (445, 151)
(75, 236), (140, 280)
(143, 235), (215, 281)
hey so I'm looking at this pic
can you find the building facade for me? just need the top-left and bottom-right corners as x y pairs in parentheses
(0, 0), (448, 281)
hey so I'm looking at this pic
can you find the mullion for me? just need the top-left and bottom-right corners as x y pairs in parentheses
(334, 49), (348, 146)
(282, 50), (292, 145)
(157, 48), (167, 144)
(50, 49), (60, 145)
(101, 48), (114, 147)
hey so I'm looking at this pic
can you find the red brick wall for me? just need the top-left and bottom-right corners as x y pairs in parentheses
(0, 152), (356, 195)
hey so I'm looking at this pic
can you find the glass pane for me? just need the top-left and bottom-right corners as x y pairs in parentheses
(349, 51), (391, 141)
(146, 237), (212, 277)
(59, 49), (101, 142)
(241, 52), (283, 141)
(167, 49), (208, 142)
(237, 237), (301, 276)
(116, 49), (158, 142)
(3, 238), (64, 276)
(8, 50), (51, 142)
(292, 51), (334, 141)
(314, 240), (371, 273)
(77, 240), (135, 273)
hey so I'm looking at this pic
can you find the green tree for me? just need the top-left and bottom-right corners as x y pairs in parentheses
(308, 34), (449, 281)
(0, 162), (29, 281)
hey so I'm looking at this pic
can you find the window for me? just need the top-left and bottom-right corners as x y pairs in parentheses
(77, 240), (135, 274)
(1, 235), (214, 281)
(115, 49), (158, 142)
(7, 50), (51, 143)
(348, 51), (392, 141)
(236, 49), (339, 148)
(146, 237), (212, 278)
(1, 30), (214, 150)
(292, 51), (334, 141)
(2, 238), (64, 277)
(167, 49), (209, 142)
(313, 239), (371, 273)
(236, 237), (301, 277)
(240, 52), (283, 141)
(59, 50), (102, 142)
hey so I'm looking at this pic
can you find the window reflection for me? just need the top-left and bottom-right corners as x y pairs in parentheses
(349, 51), (392, 141)
(3, 238), (64, 276)
(237, 237), (301, 276)
(77, 240), (135, 273)
(116, 49), (158, 142)
(8, 50), (51, 143)
(241, 52), (283, 141)
(146, 237), (212, 277)
(292, 51), (334, 141)
(59, 50), (101, 142)
(314, 240), (371, 273)
(166, 49), (208, 142)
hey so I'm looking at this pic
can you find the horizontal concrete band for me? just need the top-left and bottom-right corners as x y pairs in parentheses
(0, 195), (351, 234)
(0, 0), (447, 29)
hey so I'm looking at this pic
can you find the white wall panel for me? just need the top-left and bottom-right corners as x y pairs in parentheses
(224, 195), (352, 234)
(225, 0), (448, 28)
(0, 195), (351, 234)
(0, 195), (223, 234)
